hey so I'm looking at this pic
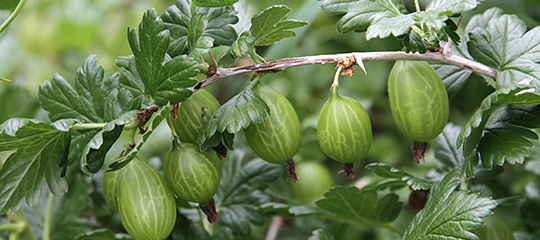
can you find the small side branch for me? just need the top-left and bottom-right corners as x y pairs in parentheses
(194, 49), (497, 90)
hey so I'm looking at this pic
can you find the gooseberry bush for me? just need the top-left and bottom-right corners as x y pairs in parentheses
(1, 0), (540, 239)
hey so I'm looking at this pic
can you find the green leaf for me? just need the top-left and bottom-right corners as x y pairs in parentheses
(127, 9), (199, 106)
(198, 89), (270, 150)
(0, 0), (18, 10)
(432, 123), (465, 169)
(403, 170), (497, 239)
(193, 0), (237, 7)
(431, 41), (473, 98)
(316, 187), (402, 225)
(24, 174), (92, 240)
(250, 5), (308, 46)
(321, 0), (478, 40)
(0, 121), (70, 214)
(467, 8), (540, 87)
(366, 163), (432, 190)
(38, 55), (138, 173)
(0, 84), (39, 123)
(108, 105), (169, 171)
(457, 83), (540, 170)
(162, 0), (239, 57)
(215, 150), (283, 236)
(308, 229), (335, 240)
(475, 216), (516, 240)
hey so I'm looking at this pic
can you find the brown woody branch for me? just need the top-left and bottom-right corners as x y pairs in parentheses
(191, 43), (497, 90)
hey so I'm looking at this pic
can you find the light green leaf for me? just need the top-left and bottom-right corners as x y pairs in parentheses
(38, 56), (138, 173)
(432, 123), (465, 169)
(0, 121), (70, 214)
(403, 170), (497, 239)
(250, 5), (308, 46)
(198, 89), (269, 150)
(215, 150), (282, 236)
(467, 7), (540, 88)
(366, 163), (432, 190)
(316, 186), (402, 225)
(308, 229), (335, 240)
(162, 0), (239, 57)
(127, 9), (199, 106)
(475, 216), (516, 240)
(193, 0), (237, 7)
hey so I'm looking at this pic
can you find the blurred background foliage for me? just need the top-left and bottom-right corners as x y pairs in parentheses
(1, 0), (540, 239)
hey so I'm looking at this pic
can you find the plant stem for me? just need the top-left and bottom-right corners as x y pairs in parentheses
(0, 76), (12, 83)
(0, 0), (28, 34)
(193, 48), (497, 90)
(42, 192), (55, 240)
(71, 122), (108, 130)
(414, 0), (421, 12)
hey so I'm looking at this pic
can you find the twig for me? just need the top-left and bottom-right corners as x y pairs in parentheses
(192, 48), (497, 90)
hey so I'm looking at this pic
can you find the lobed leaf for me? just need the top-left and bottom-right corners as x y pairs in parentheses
(198, 89), (270, 150)
(215, 150), (283, 236)
(162, 0), (239, 57)
(366, 163), (432, 190)
(127, 9), (199, 106)
(403, 170), (497, 239)
(316, 186), (402, 225)
(250, 5), (308, 46)
(467, 7), (540, 88)
(457, 83), (540, 172)
(0, 121), (70, 214)
(38, 55), (138, 173)
(193, 0), (238, 7)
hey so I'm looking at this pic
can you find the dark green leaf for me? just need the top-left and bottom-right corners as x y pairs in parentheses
(431, 41), (473, 98)
(0, 0), (18, 10)
(215, 150), (282, 236)
(0, 84), (39, 123)
(198, 89), (270, 150)
(250, 5), (308, 46)
(38, 55), (138, 173)
(467, 7), (540, 87)
(475, 216), (516, 240)
(108, 105), (169, 171)
(127, 9), (199, 106)
(403, 170), (497, 239)
(0, 122), (69, 214)
(193, 0), (237, 7)
(162, 0), (239, 57)
(24, 174), (93, 240)
(316, 187), (402, 224)
(308, 229), (335, 240)
(366, 163), (432, 190)
(432, 123), (465, 169)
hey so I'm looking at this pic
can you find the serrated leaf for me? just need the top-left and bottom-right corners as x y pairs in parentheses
(403, 170), (497, 239)
(458, 84), (540, 171)
(476, 107), (539, 169)
(475, 216), (516, 240)
(431, 40), (473, 98)
(215, 150), (282, 236)
(198, 89), (270, 149)
(366, 163), (432, 190)
(316, 187), (402, 225)
(24, 174), (92, 240)
(467, 8), (540, 88)
(193, 0), (237, 7)
(162, 0), (238, 57)
(0, 122), (70, 214)
(432, 123), (465, 169)
(127, 9), (199, 106)
(108, 105), (169, 171)
(250, 5), (308, 46)
(322, 0), (477, 40)
(38, 56), (138, 173)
